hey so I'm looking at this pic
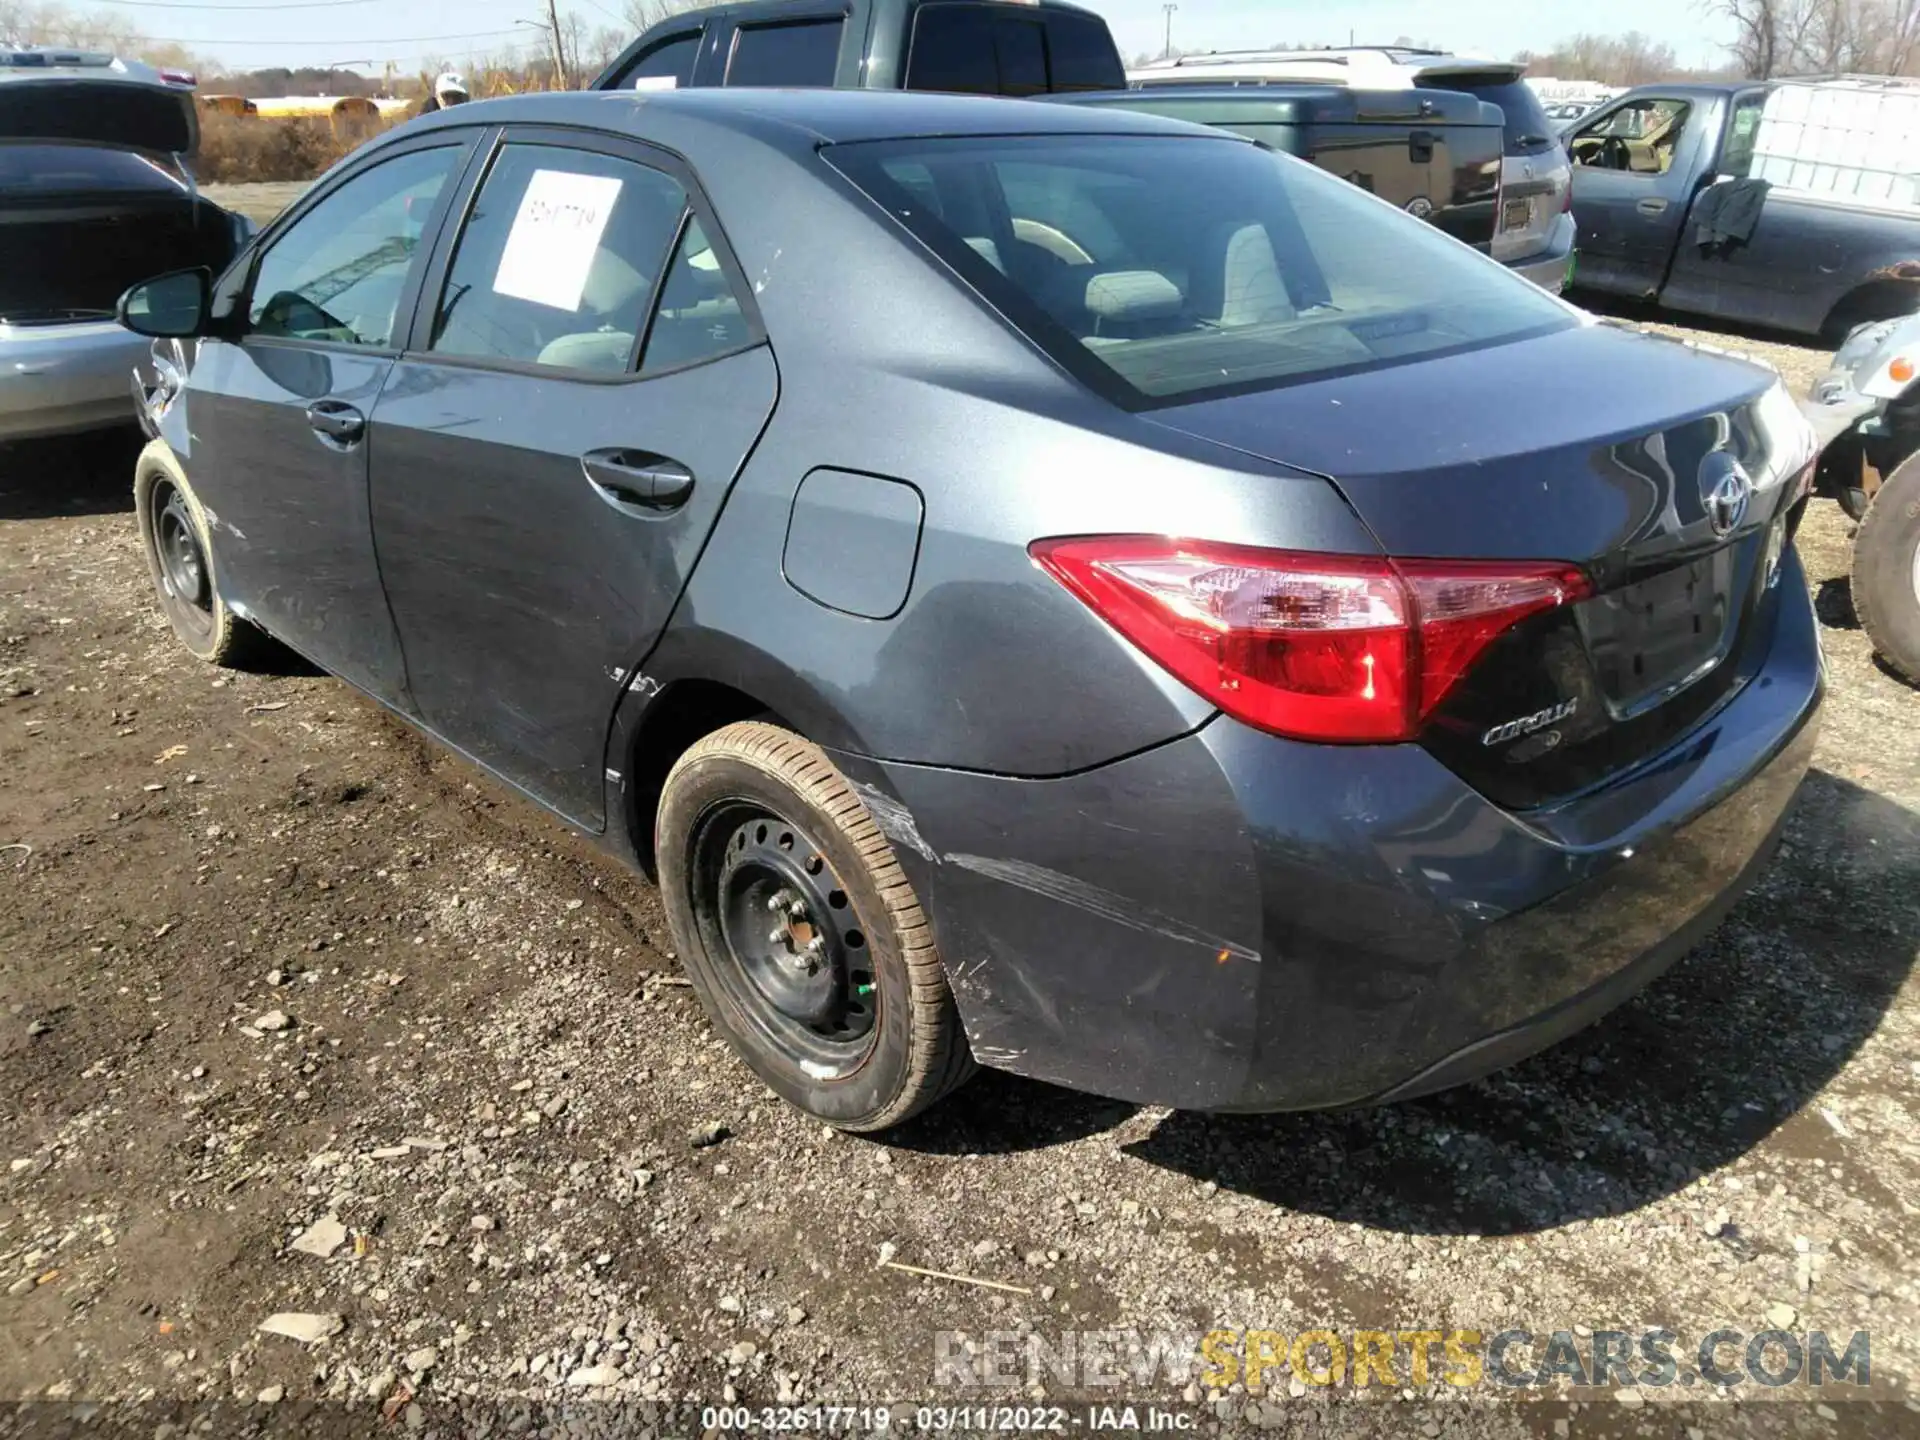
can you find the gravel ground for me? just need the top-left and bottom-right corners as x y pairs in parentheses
(3, 311), (1919, 1439)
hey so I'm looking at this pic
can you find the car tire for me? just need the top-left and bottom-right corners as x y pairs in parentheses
(133, 439), (273, 668)
(656, 721), (974, 1131)
(1852, 450), (1920, 686)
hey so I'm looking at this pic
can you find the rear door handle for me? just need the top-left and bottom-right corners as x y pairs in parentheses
(305, 399), (365, 447)
(1637, 197), (1670, 216)
(581, 450), (695, 514)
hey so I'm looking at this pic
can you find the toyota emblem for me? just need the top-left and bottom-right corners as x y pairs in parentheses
(1699, 452), (1753, 536)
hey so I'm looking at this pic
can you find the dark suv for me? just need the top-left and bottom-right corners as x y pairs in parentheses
(593, 0), (1124, 97)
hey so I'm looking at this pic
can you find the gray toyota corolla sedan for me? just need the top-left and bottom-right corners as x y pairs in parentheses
(118, 88), (1822, 1131)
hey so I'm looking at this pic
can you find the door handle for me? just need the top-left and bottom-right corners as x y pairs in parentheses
(305, 399), (366, 446)
(581, 450), (695, 514)
(1637, 197), (1670, 216)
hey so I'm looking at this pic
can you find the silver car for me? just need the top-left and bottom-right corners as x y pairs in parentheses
(0, 49), (248, 443)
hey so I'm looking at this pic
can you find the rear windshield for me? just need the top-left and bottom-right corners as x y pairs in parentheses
(905, 4), (1124, 96)
(1417, 75), (1554, 156)
(828, 134), (1570, 406)
(0, 141), (184, 193)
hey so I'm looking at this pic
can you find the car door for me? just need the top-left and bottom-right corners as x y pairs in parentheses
(367, 128), (778, 829)
(179, 135), (474, 704)
(1567, 96), (1700, 298)
(1660, 88), (1825, 331)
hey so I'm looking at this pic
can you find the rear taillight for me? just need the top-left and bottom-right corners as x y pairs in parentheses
(1031, 537), (1589, 744)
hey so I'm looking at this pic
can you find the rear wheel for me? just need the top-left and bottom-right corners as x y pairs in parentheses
(656, 722), (974, 1131)
(1852, 450), (1920, 685)
(134, 439), (272, 667)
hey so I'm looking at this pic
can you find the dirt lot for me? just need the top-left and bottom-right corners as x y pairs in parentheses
(3, 309), (1920, 1438)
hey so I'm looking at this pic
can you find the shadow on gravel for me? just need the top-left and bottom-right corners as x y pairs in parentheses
(886, 1069), (1138, 1156)
(1119, 768), (1919, 1236)
(0, 428), (143, 520)
(1816, 576), (1861, 630)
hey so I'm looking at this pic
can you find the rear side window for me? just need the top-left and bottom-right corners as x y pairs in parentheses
(1420, 76), (1555, 156)
(906, 3), (1124, 96)
(1042, 11), (1124, 91)
(624, 31), (700, 88)
(830, 134), (1571, 405)
(641, 217), (752, 371)
(428, 145), (689, 374)
(726, 18), (843, 86)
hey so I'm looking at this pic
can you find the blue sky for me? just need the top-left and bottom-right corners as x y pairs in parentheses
(106, 0), (1735, 79)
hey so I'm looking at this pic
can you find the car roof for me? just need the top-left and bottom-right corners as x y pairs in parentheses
(659, 0), (1106, 19)
(0, 49), (183, 87)
(1130, 47), (1524, 86)
(404, 86), (1233, 148)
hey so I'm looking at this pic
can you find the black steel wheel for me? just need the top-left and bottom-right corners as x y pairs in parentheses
(134, 438), (274, 668)
(151, 479), (215, 646)
(699, 804), (879, 1074)
(657, 722), (975, 1130)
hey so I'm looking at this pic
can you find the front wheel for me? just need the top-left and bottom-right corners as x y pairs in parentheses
(655, 722), (975, 1131)
(1852, 450), (1920, 685)
(133, 439), (273, 668)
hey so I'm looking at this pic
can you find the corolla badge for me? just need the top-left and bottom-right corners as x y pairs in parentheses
(1699, 452), (1753, 536)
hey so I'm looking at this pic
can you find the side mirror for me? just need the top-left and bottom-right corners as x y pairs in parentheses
(117, 268), (212, 339)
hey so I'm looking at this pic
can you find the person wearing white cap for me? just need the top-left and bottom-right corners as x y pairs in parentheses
(419, 71), (470, 113)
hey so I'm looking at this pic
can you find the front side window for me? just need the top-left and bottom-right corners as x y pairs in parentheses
(830, 135), (1572, 405)
(429, 144), (690, 373)
(726, 18), (843, 87)
(248, 145), (458, 347)
(1572, 99), (1692, 175)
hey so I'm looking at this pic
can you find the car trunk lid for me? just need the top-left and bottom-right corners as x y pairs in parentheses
(0, 75), (196, 155)
(1144, 323), (1809, 808)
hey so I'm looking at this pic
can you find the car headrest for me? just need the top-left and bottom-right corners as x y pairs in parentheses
(1082, 270), (1184, 323)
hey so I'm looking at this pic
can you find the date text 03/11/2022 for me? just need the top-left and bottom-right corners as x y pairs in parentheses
(697, 1406), (1195, 1432)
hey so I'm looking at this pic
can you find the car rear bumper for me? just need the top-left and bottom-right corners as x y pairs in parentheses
(0, 320), (144, 442)
(1503, 211), (1576, 293)
(847, 548), (1821, 1112)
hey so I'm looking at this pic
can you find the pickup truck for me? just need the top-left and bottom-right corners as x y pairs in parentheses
(1055, 86), (1506, 258)
(1567, 81), (1920, 338)
(593, 0), (1123, 96)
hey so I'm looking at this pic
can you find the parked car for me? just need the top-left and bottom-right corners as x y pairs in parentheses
(0, 49), (250, 444)
(1804, 312), (1920, 681)
(1127, 47), (1575, 292)
(592, 0), (1123, 96)
(1566, 81), (1920, 337)
(120, 89), (1821, 1129)
(1055, 85), (1506, 254)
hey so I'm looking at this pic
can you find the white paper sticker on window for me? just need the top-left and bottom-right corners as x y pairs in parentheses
(492, 169), (624, 312)
(632, 75), (679, 91)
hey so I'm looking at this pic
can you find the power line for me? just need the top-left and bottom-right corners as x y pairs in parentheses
(143, 27), (530, 45)
(94, 0), (387, 9)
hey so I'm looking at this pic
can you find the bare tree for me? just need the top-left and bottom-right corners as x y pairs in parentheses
(621, 0), (713, 32)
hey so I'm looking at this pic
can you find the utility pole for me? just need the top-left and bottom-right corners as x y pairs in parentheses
(1162, 1), (1178, 58)
(544, 0), (571, 88)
